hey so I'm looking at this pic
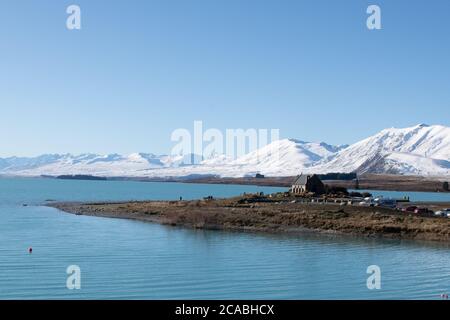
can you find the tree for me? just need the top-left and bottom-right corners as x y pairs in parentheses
(444, 182), (449, 191)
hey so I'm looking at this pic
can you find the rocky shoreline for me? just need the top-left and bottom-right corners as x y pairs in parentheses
(48, 194), (450, 242)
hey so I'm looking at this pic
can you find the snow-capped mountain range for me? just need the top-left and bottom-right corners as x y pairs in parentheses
(1, 124), (449, 178)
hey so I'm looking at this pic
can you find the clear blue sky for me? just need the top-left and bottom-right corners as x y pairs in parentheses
(1, 0), (449, 156)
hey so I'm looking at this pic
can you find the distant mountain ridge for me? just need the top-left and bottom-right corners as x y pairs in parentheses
(317, 124), (450, 176)
(1, 124), (449, 178)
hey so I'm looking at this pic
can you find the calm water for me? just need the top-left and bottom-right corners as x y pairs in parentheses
(354, 189), (450, 202)
(0, 178), (449, 300)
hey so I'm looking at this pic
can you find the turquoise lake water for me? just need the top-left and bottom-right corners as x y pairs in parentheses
(354, 189), (450, 202)
(0, 178), (449, 299)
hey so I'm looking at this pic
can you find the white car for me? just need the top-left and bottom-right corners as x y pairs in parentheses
(435, 209), (450, 217)
(359, 201), (374, 207)
(375, 198), (397, 208)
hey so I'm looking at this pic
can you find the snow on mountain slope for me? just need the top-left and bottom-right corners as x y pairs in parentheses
(0, 153), (176, 177)
(319, 124), (450, 175)
(128, 139), (346, 178)
(1, 124), (449, 178)
(378, 152), (450, 175)
(0, 139), (345, 178)
(0, 154), (95, 173)
(346, 152), (450, 176)
(231, 139), (346, 166)
(224, 139), (347, 176)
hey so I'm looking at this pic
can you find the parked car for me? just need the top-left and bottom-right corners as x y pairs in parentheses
(359, 200), (374, 207)
(435, 210), (446, 217)
(402, 206), (418, 213)
(375, 199), (397, 209)
(414, 207), (433, 215)
(435, 208), (450, 217)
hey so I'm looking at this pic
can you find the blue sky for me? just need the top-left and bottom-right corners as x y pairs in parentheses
(1, 0), (449, 156)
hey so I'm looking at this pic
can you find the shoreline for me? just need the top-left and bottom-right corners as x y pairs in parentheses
(47, 195), (450, 242)
(2, 173), (449, 193)
(45, 173), (450, 193)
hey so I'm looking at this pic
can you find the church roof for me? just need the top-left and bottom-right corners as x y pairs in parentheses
(293, 174), (308, 185)
(292, 174), (321, 185)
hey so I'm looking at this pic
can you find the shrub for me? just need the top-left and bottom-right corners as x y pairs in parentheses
(318, 172), (357, 181)
(325, 185), (349, 195)
(349, 191), (363, 197)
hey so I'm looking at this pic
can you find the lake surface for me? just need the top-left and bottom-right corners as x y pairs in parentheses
(0, 178), (449, 299)
(353, 189), (450, 202)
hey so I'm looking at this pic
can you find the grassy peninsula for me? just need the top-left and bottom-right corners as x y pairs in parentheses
(49, 193), (450, 242)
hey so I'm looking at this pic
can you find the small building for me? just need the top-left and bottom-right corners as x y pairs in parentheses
(255, 173), (265, 179)
(291, 174), (325, 195)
